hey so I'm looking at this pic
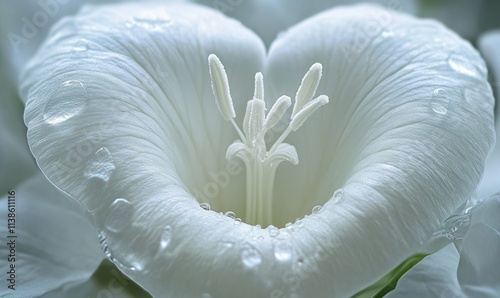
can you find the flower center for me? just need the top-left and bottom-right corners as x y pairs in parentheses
(208, 54), (328, 226)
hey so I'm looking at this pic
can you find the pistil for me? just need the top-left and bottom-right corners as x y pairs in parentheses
(208, 54), (328, 226)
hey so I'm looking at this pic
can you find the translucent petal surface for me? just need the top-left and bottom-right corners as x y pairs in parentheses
(388, 192), (500, 298)
(21, 3), (495, 298)
(265, 4), (495, 293)
(0, 175), (103, 297)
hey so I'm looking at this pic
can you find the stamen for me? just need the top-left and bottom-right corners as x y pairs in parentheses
(292, 63), (322, 118)
(208, 54), (235, 121)
(254, 72), (264, 100)
(207, 54), (329, 226)
(264, 95), (291, 131)
(290, 95), (329, 131)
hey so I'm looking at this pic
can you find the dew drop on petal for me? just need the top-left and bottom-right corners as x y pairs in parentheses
(333, 188), (344, 203)
(126, 14), (171, 31)
(43, 80), (88, 124)
(225, 211), (236, 219)
(84, 147), (116, 182)
(448, 50), (485, 78)
(285, 222), (293, 230)
(312, 205), (323, 214)
(268, 225), (279, 238)
(200, 202), (211, 211)
(234, 218), (242, 225)
(431, 88), (449, 115)
(381, 31), (394, 38)
(105, 198), (134, 233)
(274, 240), (293, 262)
(72, 39), (89, 52)
(294, 219), (304, 228)
(160, 225), (173, 250)
(241, 245), (262, 268)
(98, 231), (112, 258)
(219, 241), (234, 254)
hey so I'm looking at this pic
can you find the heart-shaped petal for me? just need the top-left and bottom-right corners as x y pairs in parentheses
(21, 3), (495, 297)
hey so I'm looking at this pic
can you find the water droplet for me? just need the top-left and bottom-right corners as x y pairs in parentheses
(431, 88), (449, 115)
(84, 147), (116, 182)
(333, 189), (344, 203)
(200, 202), (211, 211)
(436, 214), (471, 240)
(105, 199), (134, 233)
(274, 240), (293, 262)
(297, 258), (304, 266)
(98, 231), (111, 258)
(160, 225), (173, 250)
(277, 230), (289, 240)
(294, 219), (304, 228)
(241, 245), (262, 268)
(234, 218), (242, 225)
(225, 211), (236, 219)
(285, 222), (293, 229)
(312, 205), (323, 214)
(43, 80), (88, 124)
(126, 14), (171, 31)
(463, 86), (491, 109)
(268, 225), (279, 237)
(217, 212), (223, 218)
(448, 50), (485, 78)
(219, 241), (234, 254)
(72, 39), (88, 52)
(382, 31), (394, 38)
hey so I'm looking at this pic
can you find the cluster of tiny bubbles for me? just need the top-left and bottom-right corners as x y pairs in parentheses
(311, 205), (324, 215)
(431, 88), (450, 115)
(447, 49), (486, 78)
(199, 202), (211, 211)
(333, 188), (344, 203)
(125, 14), (172, 31)
(104, 198), (134, 233)
(43, 80), (88, 125)
(84, 147), (116, 183)
(274, 240), (293, 262)
(240, 244), (262, 268)
(159, 225), (173, 250)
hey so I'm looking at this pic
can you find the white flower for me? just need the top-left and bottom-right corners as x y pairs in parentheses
(8, 2), (497, 297)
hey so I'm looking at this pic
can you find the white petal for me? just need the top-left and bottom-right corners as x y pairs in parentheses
(389, 192), (500, 297)
(20, 3), (495, 298)
(193, 0), (418, 47)
(266, 4), (495, 295)
(39, 260), (152, 298)
(385, 244), (463, 298)
(0, 174), (103, 297)
(457, 192), (500, 297)
(21, 3), (271, 297)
